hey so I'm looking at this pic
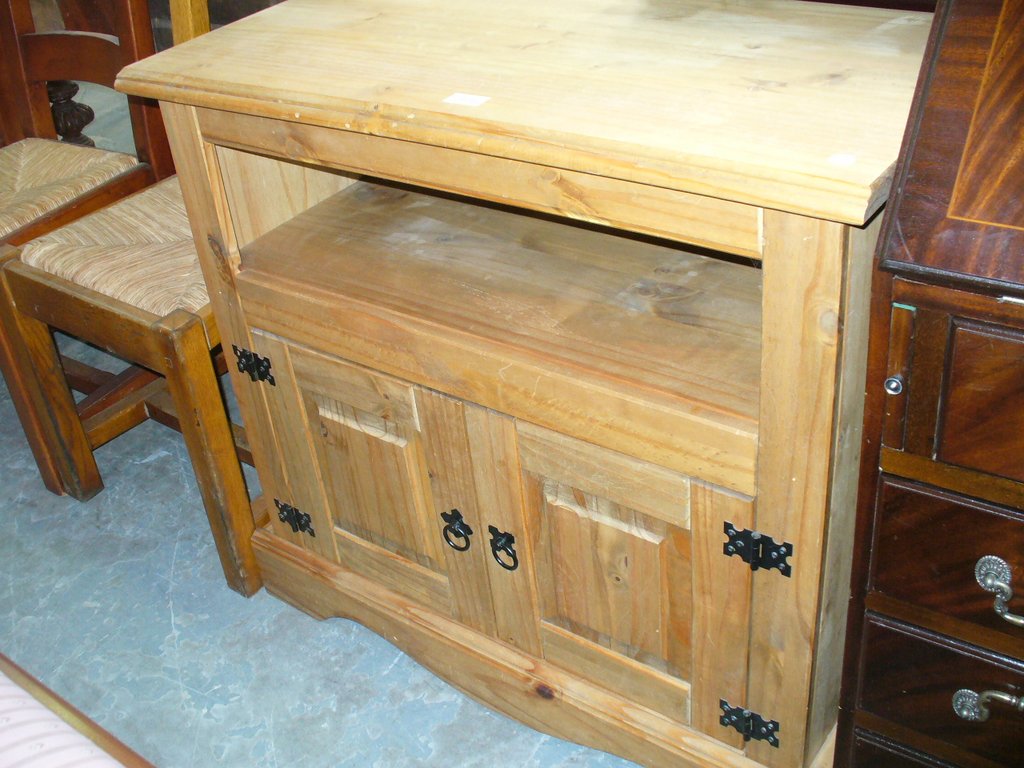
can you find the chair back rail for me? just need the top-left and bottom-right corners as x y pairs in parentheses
(0, 0), (174, 178)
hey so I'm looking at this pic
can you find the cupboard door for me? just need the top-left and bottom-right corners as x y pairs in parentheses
(251, 330), (453, 615)
(518, 422), (753, 743)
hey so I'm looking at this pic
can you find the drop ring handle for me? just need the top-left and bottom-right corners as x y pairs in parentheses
(975, 555), (1024, 628)
(488, 525), (519, 571)
(953, 687), (1024, 722)
(441, 509), (473, 552)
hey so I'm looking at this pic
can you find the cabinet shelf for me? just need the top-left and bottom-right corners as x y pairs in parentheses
(237, 179), (762, 492)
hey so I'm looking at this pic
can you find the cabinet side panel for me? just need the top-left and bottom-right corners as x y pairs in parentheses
(161, 102), (282, 523)
(806, 213), (880, 757)
(214, 144), (357, 249)
(751, 212), (847, 767)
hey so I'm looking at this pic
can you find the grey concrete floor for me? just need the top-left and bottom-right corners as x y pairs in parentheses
(0, 89), (642, 767)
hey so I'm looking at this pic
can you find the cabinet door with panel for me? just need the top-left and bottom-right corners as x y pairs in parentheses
(243, 323), (760, 747)
(244, 328), (543, 650)
(517, 421), (755, 743)
(416, 389), (541, 654)
(246, 330), (456, 618)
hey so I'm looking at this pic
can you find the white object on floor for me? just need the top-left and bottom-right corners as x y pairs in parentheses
(0, 668), (128, 768)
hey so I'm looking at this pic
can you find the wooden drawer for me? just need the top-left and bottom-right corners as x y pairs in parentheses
(882, 281), (1024, 487)
(869, 475), (1024, 644)
(858, 616), (1024, 767)
(850, 730), (956, 768)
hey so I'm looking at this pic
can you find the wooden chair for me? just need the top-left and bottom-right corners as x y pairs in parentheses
(0, 0), (260, 596)
(0, 0), (175, 245)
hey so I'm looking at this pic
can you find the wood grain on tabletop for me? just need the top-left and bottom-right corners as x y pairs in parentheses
(116, 0), (933, 224)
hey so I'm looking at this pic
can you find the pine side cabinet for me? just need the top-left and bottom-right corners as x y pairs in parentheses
(117, 2), (932, 766)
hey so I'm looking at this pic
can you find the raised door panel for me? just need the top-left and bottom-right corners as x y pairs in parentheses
(518, 421), (753, 746)
(258, 335), (453, 615)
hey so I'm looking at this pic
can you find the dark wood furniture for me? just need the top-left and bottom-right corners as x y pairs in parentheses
(837, 0), (1024, 765)
(0, 0), (173, 236)
(0, 0), (258, 595)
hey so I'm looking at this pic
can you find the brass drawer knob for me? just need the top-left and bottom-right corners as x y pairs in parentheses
(953, 688), (1024, 722)
(975, 555), (1024, 628)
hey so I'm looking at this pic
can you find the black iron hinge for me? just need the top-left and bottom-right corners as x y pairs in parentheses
(723, 522), (792, 577)
(275, 499), (315, 537)
(720, 700), (779, 748)
(232, 345), (275, 385)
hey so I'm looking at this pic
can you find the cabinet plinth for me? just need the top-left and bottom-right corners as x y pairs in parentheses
(116, 2), (932, 766)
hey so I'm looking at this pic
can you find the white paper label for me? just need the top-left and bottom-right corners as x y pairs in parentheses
(443, 92), (491, 107)
(827, 153), (858, 167)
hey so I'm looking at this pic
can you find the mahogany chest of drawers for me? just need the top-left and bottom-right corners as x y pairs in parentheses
(837, 0), (1024, 765)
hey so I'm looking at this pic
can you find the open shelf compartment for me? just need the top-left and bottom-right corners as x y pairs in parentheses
(235, 173), (762, 494)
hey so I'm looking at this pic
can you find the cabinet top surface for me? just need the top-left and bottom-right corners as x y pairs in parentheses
(118, 0), (932, 224)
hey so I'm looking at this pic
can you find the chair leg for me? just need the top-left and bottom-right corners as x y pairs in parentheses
(0, 254), (103, 499)
(155, 310), (261, 596)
